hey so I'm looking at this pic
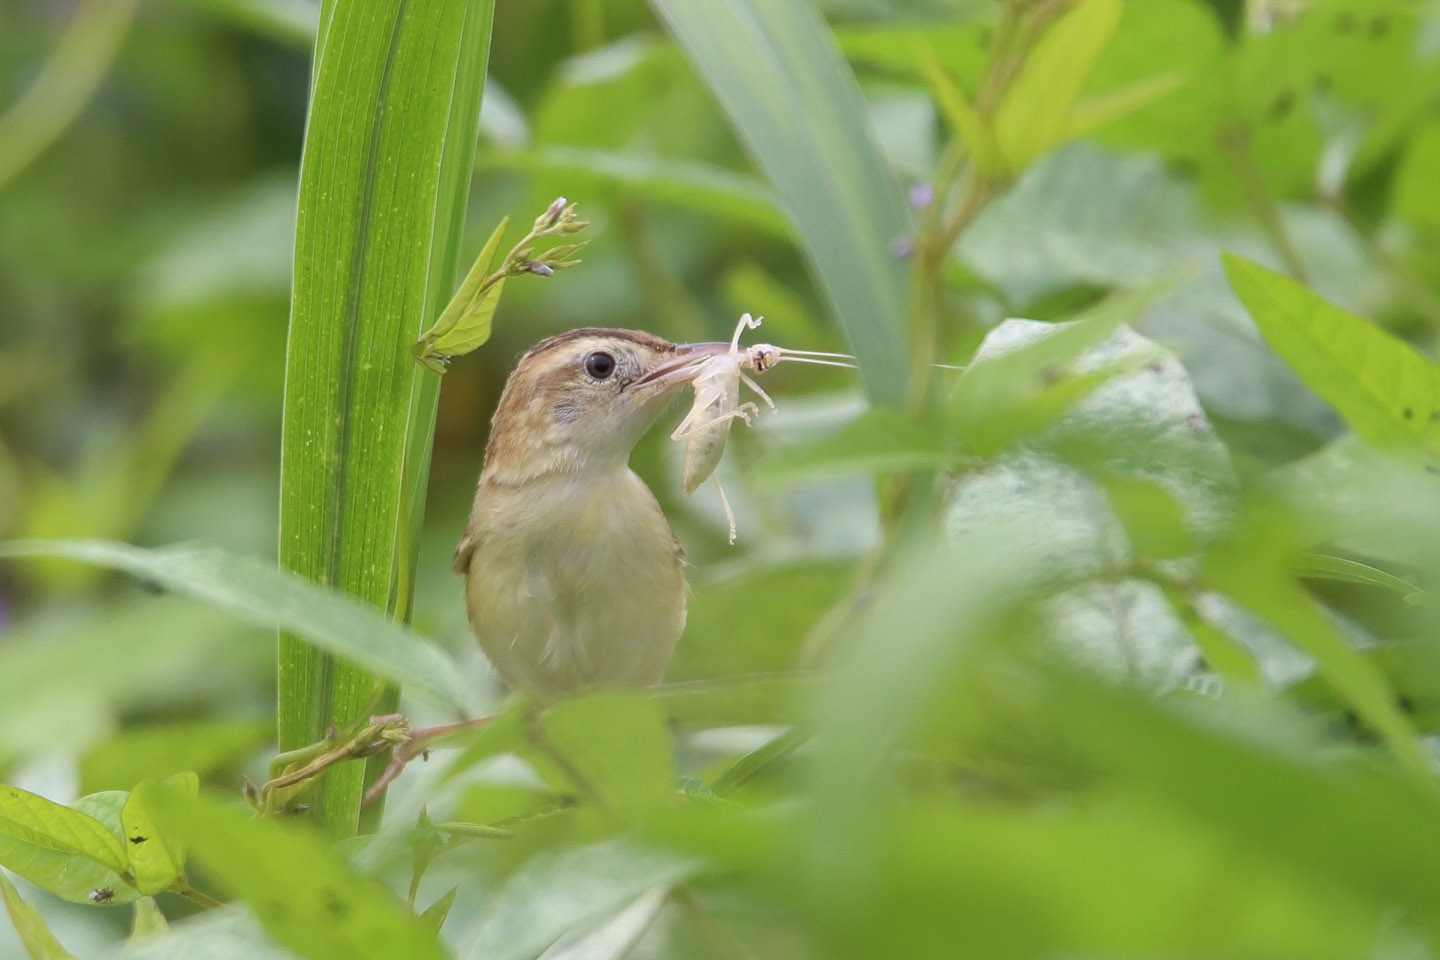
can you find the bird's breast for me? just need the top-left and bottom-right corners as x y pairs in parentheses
(464, 469), (687, 695)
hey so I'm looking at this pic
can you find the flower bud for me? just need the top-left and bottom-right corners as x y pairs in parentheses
(535, 196), (567, 230)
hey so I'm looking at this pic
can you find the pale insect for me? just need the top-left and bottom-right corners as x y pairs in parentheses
(671, 313), (855, 544)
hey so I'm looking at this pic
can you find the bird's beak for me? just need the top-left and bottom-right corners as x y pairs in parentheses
(633, 341), (733, 389)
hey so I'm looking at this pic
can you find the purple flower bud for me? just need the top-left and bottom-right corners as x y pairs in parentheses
(908, 183), (934, 210)
(523, 259), (555, 277)
(542, 196), (567, 227)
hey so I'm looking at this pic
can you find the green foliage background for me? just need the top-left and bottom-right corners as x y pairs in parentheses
(5, 0), (1440, 957)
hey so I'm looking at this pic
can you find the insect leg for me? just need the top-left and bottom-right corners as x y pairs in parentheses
(712, 475), (738, 544)
(739, 372), (776, 411)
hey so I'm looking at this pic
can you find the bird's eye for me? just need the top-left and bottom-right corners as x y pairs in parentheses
(584, 351), (616, 380)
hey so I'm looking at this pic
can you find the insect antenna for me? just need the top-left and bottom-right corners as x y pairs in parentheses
(774, 347), (856, 360)
(774, 355), (858, 370)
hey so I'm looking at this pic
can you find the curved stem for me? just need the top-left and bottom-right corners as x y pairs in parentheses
(0, 0), (138, 191)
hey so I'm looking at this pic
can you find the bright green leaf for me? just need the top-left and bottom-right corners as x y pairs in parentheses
(1223, 255), (1440, 456)
(414, 216), (508, 365)
(916, 40), (1000, 173)
(994, 0), (1122, 169)
(0, 785), (126, 875)
(120, 776), (196, 896)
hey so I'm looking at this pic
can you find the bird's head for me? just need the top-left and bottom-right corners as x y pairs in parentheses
(480, 328), (723, 484)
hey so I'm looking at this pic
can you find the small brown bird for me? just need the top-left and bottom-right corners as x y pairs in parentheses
(454, 328), (724, 698)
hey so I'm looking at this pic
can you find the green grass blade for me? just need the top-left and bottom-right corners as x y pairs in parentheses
(651, 0), (910, 406)
(280, 0), (495, 833)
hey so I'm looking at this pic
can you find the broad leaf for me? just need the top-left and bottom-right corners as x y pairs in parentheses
(0, 791), (137, 906)
(460, 838), (700, 960)
(146, 790), (444, 960)
(0, 871), (75, 960)
(0, 786), (126, 874)
(120, 775), (197, 896)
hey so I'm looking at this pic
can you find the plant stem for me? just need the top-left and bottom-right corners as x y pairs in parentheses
(1218, 123), (1310, 282)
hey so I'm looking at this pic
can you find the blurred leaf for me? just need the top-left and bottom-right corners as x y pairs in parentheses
(1295, 553), (1422, 602)
(953, 278), (1185, 455)
(416, 887), (457, 938)
(460, 837), (700, 960)
(478, 146), (790, 239)
(128, 897), (168, 942)
(917, 40), (999, 173)
(0, 0), (137, 190)
(147, 789), (444, 960)
(178, 0), (320, 46)
(279, 0), (496, 830)
(1202, 531), (1430, 778)
(1224, 255), (1440, 456)
(960, 143), (1204, 305)
(1046, 665), (1440, 934)
(0, 785), (127, 874)
(81, 720), (271, 795)
(1394, 122), (1440, 230)
(1100, 475), (1191, 560)
(0, 540), (477, 714)
(414, 217), (508, 368)
(539, 887), (668, 960)
(120, 774), (197, 896)
(525, 694), (674, 820)
(1080, 0), (1227, 163)
(751, 409), (949, 487)
(118, 906), (295, 959)
(652, 0), (910, 405)
(993, 0), (1121, 170)
(0, 870), (75, 960)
